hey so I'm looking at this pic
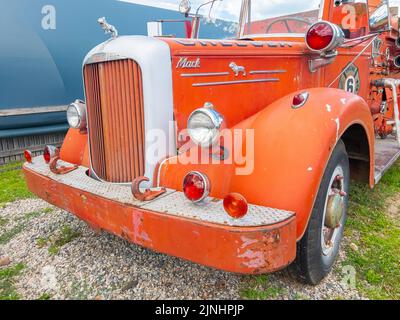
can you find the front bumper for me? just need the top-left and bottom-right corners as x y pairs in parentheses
(23, 157), (297, 274)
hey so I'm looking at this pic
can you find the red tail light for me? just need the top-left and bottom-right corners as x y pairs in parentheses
(292, 92), (309, 109)
(24, 150), (32, 163)
(305, 21), (344, 53)
(183, 172), (210, 203)
(223, 193), (248, 219)
(43, 145), (58, 164)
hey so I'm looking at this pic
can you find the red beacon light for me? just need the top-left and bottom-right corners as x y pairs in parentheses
(305, 21), (345, 56)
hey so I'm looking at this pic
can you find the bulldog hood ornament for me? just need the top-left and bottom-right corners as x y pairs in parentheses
(97, 17), (118, 39)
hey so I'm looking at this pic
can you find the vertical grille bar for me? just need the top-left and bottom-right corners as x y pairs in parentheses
(83, 59), (145, 183)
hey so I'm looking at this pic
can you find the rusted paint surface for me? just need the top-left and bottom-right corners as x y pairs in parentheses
(49, 156), (78, 175)
(24, 165), (297, 274)
(131, 176), (167, 201)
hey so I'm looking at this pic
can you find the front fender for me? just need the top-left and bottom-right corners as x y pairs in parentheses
(160, 88), (374, 240)
(60, 129), (90, 167)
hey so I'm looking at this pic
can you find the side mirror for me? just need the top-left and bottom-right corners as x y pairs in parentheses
(370, 3), (390, 32)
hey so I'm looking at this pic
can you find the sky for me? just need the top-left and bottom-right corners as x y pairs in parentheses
(119, 0), (400, 23)
(118, 0), (321, 21)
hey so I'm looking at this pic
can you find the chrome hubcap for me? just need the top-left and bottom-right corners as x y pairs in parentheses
(321, 166), (347, 256)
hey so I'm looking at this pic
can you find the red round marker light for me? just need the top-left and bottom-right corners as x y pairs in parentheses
(223, 193), (248, 219)
(43, 147), (51, 163)
(24, 150), (32, 163)
(292, 92), (309, 109)
(43, 145), (58, 164)
(183, 172), (210, 203)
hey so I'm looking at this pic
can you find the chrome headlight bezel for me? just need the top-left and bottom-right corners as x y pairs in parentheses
(187, 107), (224, 148)
(67, 100), (87, 130)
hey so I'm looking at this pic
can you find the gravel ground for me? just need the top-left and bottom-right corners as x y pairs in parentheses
(0, 198), (363, 300)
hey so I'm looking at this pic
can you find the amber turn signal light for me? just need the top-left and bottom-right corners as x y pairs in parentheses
(223, 193), (248, 219)
(24, 150), (32, 163)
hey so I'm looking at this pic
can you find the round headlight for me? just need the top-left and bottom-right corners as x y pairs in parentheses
(187, 107), (224, 147)
(67, 100), (87, 130)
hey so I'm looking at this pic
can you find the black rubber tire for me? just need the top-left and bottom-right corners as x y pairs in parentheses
(291, 140), (350, 285)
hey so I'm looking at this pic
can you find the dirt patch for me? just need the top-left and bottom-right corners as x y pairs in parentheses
(386, 194), (400, 220)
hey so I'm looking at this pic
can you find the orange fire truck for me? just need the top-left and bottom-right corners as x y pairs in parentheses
(23, 0), (400, 284)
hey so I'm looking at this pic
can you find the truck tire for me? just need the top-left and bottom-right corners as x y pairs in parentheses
(292, 139), (350, 285)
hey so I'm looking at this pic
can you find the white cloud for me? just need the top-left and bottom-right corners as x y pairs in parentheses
(118, 0), (180, 11)
(119, 0), (322, 22)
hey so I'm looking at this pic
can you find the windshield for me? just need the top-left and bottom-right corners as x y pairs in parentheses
(243, 0), (322, 36)
(186, 0), (322, 37)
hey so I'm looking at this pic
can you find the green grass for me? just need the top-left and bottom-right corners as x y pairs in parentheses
(0, 162), (33, 207)
(343, 161), (400, 299)
(0, 263), (25, 300)
(48, 225), (81, 255)
(23, 208), (53, 221)
(38, 293), (51, 300)
(36, 237), (49, 248)
(0, 208), (54, 245)
(0, 224), (26, 245)
(0, 217), (8, 227)
(240, 161), (400, 300)
(240, 275), (285, 300)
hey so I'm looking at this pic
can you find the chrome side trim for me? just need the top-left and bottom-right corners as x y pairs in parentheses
(181, 72), (229, 77)
(192, 78), (279, 87)
(0, 105), (68, 117)
(250, 70), (286, 75)
(309, 57), (335, 73)
(239, 33), (305, 39)
(156, 156), (178, 188)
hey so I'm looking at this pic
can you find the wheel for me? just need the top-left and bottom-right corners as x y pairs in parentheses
(291, 140), (350, 285)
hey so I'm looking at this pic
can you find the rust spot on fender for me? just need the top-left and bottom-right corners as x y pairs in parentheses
(238, 230), (282, 271)
(81, 194), (88, 203)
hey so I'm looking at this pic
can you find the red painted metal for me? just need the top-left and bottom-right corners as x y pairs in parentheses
(24, 166), (297, 274)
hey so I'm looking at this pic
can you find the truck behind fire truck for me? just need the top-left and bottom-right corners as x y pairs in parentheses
(23, 0), (400, 284)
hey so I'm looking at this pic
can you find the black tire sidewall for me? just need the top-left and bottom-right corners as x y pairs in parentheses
(296, 140), (350, 284)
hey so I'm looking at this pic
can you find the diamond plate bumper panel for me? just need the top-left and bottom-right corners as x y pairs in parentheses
(23, 157), (297, 274)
